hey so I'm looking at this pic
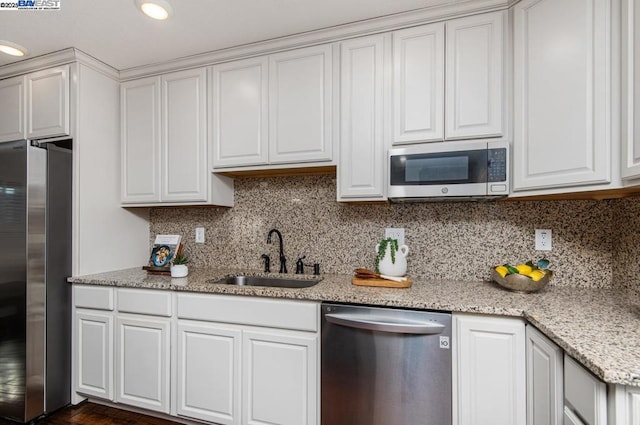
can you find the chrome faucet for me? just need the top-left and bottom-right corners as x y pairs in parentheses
(267, 229), (287, 273)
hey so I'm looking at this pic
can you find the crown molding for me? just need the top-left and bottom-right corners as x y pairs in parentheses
(120, 0), (511, 80)
(0, 47), (119, 80)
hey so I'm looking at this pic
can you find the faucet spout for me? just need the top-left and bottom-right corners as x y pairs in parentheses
(267, 228), (287, 273)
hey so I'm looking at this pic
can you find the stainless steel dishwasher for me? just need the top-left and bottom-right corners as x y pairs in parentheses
(321, 303), (452, 425)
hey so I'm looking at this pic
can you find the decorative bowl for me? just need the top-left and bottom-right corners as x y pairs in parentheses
(491, 269), (552, 293)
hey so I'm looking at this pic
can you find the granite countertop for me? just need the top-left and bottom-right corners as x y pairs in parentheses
(69, 267), (640, 387)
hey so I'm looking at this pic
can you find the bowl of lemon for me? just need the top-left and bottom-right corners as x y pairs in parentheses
(492, 258), (552, 293)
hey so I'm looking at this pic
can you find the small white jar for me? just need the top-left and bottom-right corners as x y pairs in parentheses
(170, 264), (189, 278)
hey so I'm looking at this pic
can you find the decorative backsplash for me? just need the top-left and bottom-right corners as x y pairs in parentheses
(150, 175), (639, 290)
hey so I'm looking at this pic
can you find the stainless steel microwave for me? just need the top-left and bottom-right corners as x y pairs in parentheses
(388, 140), (509, 202)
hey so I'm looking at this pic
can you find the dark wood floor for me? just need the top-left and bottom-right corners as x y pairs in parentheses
(0, 402), (183, 425)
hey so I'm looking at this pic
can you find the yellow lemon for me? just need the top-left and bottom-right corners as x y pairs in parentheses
(515, 264), (533, 275)
(529, 270), (546, 282)
(495, 265), (508, 278)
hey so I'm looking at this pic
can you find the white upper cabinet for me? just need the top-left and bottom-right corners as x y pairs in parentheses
(161, 68), (208, 202)
(269, 44), (333, 164)
(513, 0), (612, 191)
(621, 0), (640, 180)
(338, 34), (390, 201)
(393, 23), (445, 144)
(211, 44), (334, 170)
(391, 11), (505, 145)
(211, 57), (269, 168)
(26, 65), (70, 139)
(0, 66), (69, 143)
(0, 76), (25, 142)
(446, 12), (505, 140)
(121, 68), (233, 206)
(121, 76), (161, 203)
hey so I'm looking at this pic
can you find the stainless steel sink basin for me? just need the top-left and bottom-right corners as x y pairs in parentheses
(217, 275), (321, 288)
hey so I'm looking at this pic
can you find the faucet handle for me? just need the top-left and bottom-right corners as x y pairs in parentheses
(261, 254), (271, 273)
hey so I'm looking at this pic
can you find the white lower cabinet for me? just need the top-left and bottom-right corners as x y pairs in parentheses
(175, 294), (320, 425)
(115, 315), (171, 414)
(610, 385), (640, 425)
(75, 311), (114, 400)
(243, 329), (318, 425)
(176, 321), (242, 425)
(526, 325), (563, 425)
(74, 287), (320, 424)
(454, 313), (526, 425)
(564, 354), (607, 425)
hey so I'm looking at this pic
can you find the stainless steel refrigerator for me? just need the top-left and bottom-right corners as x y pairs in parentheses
(0, 139), (72, 422)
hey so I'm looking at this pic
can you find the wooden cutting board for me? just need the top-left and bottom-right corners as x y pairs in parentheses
(351, 276), (412, 288)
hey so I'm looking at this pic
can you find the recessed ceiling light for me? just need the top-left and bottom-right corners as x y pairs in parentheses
(0, 40), (27, 57)
(135, 0), (173, 20)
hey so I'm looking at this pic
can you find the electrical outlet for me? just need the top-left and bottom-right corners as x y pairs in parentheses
(535, 229), (552, 251)
(385, 228), (405, 246)
(195, 227), (205, 244)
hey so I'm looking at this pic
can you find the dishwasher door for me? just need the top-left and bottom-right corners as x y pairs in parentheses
(321, 303), (452, 425)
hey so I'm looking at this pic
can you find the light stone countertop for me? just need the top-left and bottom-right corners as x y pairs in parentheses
(69, 267), (640, 387)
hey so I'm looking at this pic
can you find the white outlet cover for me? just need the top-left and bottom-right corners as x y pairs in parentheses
(385, 228), (405, 246)
(195, 227), (205, 244)
(535, 229), (552, 251)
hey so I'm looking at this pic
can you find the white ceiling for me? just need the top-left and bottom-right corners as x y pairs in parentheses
(0, 0), (454, 71)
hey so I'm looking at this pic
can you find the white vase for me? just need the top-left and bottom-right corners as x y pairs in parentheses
(170, 264), (189, 277)
(375, 242), (409, 277)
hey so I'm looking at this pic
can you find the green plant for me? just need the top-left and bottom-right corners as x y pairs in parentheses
(374, 237), (398, 273)
(172, 252), (190, 265)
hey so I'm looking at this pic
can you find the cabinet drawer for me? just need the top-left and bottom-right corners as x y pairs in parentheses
(117, 289), (172, 317)
(74, 285), (114, 311)
(177, 294), (319, 332)
(564, 355), (607, 425)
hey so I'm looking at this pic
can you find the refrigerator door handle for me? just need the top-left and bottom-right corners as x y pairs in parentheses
(324, 312), (446, 335)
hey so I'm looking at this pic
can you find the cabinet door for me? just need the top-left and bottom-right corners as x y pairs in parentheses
(243, 328), (318, 425)
(26, 65), (69, 139)
(211, 57), (269, 168)
(446, 11), (504, 140)
(454, 314), (526, 425)
(176, 321), (241, 425)
(513, 0), (611, 191)
(0, 75), (25, 142)
(75, 311), (113, 400)
(564, 355), (607, 425)
(611, 385), (640, 425)
(269, 44), (333, 164)
(116, 315), (170, 413)
(621, 0), (640, 179)
(392, 23), (445, 144)
(161, 68), (208, 202)
(338, 34), (390, 200)
(526, 325), (563, 425)
(121, 76), (161, 203)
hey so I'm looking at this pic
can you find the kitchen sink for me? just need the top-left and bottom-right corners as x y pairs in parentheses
(217, 275), (322, 288)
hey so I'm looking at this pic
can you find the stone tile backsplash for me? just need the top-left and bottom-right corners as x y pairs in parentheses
(150, 175), (637, 289)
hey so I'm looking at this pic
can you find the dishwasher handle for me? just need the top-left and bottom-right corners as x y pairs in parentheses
(324, 312), (446, 335)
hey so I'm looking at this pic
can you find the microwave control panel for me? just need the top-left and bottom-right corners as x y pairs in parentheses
(487, 148), (507, 182)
